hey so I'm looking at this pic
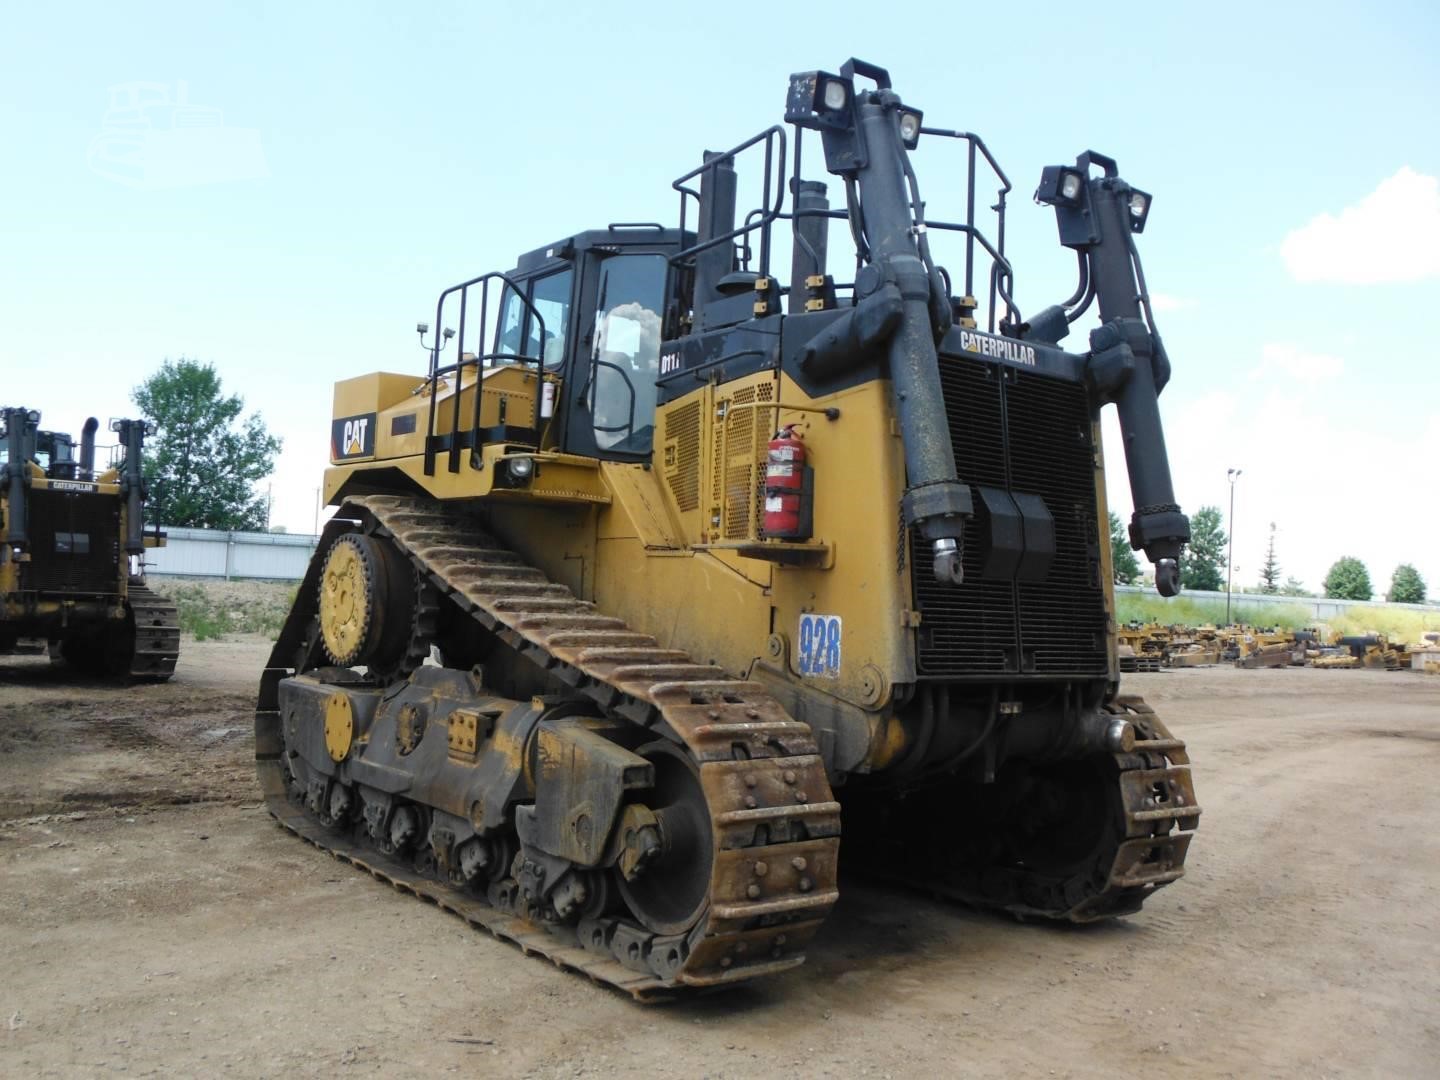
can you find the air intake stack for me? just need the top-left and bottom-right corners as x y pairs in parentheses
(788, 178), (829, 313)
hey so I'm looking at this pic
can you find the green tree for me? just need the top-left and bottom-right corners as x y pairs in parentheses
(1108, 511), (1141, 585)
(1280, 576), (1311, 597)
(1259, 522), (1281, 593)
(132, 359), (282, 530)
(1181, 505), (1226, 592)
(1323, 556), (1372, 601)
(1388, 563), (1427, 604)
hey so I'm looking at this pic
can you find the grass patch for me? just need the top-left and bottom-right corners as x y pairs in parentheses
(1328, 607), (1440, 642)
(181, 607), (235, 641)
(1115, 593), (1312, 630)
(158, 578), (298, 641)
(1116, 591), (1440, 639)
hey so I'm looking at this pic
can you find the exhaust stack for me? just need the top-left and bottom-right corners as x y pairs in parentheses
(2, 407), (32, 549)
(692, 151), (737, 314)
(79, 416), (99, 479)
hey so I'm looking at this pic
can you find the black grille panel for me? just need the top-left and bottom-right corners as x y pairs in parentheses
(911, 355), (1108, 677)
(23, 489), (121, 594)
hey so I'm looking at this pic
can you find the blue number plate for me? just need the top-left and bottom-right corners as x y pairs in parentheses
(797, 613), (842, 679)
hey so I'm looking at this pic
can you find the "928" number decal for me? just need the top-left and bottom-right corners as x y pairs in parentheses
(797, 613), (841, 678)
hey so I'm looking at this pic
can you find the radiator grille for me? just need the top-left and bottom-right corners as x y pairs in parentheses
(713, 383), (774, 540)
(23, 489), (122, 594)
(911, 356), (1108, 677)
(662, 400), (702, 511)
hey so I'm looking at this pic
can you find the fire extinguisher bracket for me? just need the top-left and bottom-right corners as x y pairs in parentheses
(692, 537), (834, 569)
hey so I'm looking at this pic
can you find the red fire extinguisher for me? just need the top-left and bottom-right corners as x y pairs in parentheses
(764, 424), (813, 540)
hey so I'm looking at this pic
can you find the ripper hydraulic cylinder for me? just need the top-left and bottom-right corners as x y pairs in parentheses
(853, 96), (972, 582)
(115, 418), (148, 556)
(1037, 152), (1190, 596)
(2, 407), (32, 550)
(785, 66), (974, 583)
(1084, 176), (1187, 595)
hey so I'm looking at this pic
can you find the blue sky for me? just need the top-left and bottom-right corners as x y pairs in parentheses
(3, 2), (1437, 596)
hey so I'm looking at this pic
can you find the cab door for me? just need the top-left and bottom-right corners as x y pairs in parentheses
(559, 251), (671, 461)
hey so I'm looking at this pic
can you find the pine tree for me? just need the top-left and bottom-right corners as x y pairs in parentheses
(1259, 522), (1281, 594)
(1280, 576), (1311, 597)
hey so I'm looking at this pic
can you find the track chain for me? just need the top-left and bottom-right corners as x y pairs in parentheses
(257, 495), (841, 999)
(879, 694), (1199, 922)
(127, 580), (179, 680)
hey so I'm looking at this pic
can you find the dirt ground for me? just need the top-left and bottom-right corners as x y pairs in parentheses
(1, 639), (1437, 1079)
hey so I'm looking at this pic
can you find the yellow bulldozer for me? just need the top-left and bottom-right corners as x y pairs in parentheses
(1, 407), (178, 678)
(257, 59), (1200, 998)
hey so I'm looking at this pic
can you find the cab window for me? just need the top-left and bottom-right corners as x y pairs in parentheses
(589, 254), (667, 454)
(495, 268), (573, 369)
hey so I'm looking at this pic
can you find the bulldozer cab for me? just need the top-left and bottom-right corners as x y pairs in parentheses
(424, 227), (683, 473)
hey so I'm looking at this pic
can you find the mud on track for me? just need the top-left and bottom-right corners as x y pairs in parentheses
(2, 639), (1438, 1078)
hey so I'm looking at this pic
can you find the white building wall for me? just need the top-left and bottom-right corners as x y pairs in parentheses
(144, 526), (319, 580)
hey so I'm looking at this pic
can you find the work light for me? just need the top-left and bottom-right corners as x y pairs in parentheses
(1127, 189), (1152, 232)
(1035, 165), (1086, 207)
(898, 111), (923, 149)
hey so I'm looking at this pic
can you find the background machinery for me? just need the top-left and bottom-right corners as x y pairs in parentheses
(0, 407), (178, 678)
(258, 59), (1199, 998)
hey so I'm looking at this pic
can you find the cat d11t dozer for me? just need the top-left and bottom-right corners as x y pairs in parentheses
(1, 408), (179, 677)
(259, 58), (1198, 998)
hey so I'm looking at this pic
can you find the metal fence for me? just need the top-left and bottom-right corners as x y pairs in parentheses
(1114, 584), (1440, 621)
(144, 526), (320, 580)
(143, 528), (1439, 618)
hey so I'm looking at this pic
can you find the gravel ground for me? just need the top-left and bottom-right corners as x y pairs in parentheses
(1, 640), (1437, 1078)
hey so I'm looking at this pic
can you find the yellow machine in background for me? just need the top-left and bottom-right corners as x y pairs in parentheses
(1, 407), (178, 678)
(258, 59), (1200, 997)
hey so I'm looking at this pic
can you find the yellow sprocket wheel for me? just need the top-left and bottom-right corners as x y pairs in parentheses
(319, 535), (373, 665)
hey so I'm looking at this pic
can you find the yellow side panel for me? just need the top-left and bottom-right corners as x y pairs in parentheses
(325, 446), (608, 507)
(767, 374), (914, 702)
(333, 372), (422, 420)
(592, 538), (772, 670)
(598, 463), (682, 549)
(331, 367), (540, 465)
(619, 371), (912, 710)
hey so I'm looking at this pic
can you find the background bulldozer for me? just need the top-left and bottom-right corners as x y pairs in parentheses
(258, 59), (1199, 998)
(0, 407), (178, 678)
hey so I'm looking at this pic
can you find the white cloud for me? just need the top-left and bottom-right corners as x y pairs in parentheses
(1148, 292), (1192, 313)
(1253, 342), (1344, 384)
(1280, 167), (1440, 284)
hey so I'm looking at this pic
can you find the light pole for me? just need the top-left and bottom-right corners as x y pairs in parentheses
(1226, 467), (1242, 624)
